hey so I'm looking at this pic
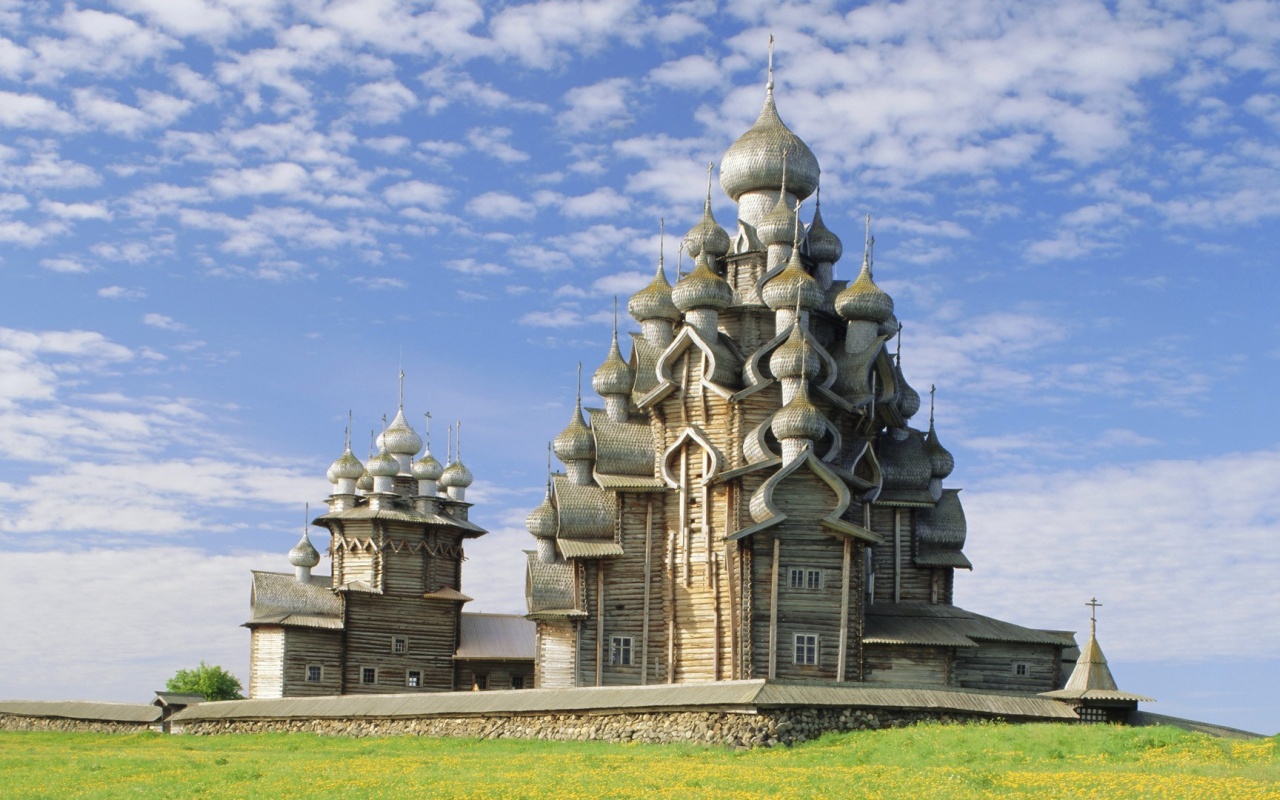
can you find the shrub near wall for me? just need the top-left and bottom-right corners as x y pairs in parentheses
(180, 706), (1013, 748)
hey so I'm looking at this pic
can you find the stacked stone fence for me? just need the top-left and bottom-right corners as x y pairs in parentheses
(0, 713), (156, 734)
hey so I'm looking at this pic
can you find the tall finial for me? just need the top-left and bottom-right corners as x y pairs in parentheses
(863, 213), (874, 275)
(344, 410), (352, 451)
(545, 441), (552, 490)
(791, 197), (802, 249)
(397, 368), (405, 409)
(368, 429), (375, 458)
(929, 384), (936, 429)
(447, 424), (454, 464)
(575, 361), (583, 406)
(1087, 597), (1102, 638)
(704, 162), (714, 211)
(304, 501), (308, 530)
(456, 420), (462, 462)
(612, 296), (619, 340)
(381, 413), (388, 432)
(424, 410), (432, 448)
(677, 241), (685, 278)
(780, 148), (789, 199)
(895, 324), (903, 364)
(767, 33), (775, 92)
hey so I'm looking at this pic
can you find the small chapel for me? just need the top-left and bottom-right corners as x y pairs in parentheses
(523, 52), (1076, 692)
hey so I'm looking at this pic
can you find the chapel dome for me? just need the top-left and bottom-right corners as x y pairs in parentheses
(377, 408), (422, 457)
(288, 532), (321, 569)
(769, 324), (820, 381)
(412, 451), (444, 481)
(761, 249), (823, 311)
(772, 386), (827, 442)
(592, 334), (633, 397)
(628, 263), (680, 323)
(672, 253), (733, 313)
(525, 492), (557, 540)
(326, 448), (365, 484)
(806, 201), (843, 264)
(553, 402), (595, 463)
(835, 261), (894, 324)
(720, 88), (820, 203)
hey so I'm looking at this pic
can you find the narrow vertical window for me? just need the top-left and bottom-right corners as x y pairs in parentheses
(392, 636), (407, 654)
(510, 676), (525, 690)
(794, 634), (818, 665)
(610, 636), (633, 666)
(406, 670), (421, 688)
(361, 667), (376, 684)
(306, 665), (322, 683)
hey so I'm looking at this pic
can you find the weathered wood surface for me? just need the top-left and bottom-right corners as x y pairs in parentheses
(250, 627), (285, 699)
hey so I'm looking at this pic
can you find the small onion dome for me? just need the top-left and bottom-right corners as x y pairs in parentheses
(672, 252), (733, 313)
(769, 323), (820, 381)
(592, 333), (633, 397)
(525, 491), (557, 539)
(440, 458), (473, 488)
(924, 423), (954, 480)
(628, 262), (680, 323)
(356, 468), (374, 492)
(553, 401), (595, 463)
(879, 312), (900, 338)
(772, 383), (826, 442)
(835, 260), (894, 323)
(367, 445), (399, 479)
(877, 428), (932, 490)
(757, 194), (798, 246)
(377, 408), (422, 457)
(684, 195), (730, 259)
(326, 448), (364, 484)
(806, 202), (842, 264)
(720, 88), (820, 203)
(896, 363), (921, 420)
(288, 531), (321, 569)
(412, 450), (444, 481)
(761, 249), (823, 311)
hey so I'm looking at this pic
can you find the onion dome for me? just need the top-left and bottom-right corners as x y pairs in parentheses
(924, 388), (954, 479)
(769, 323), (820, 381)
(412, 449), (443, 481)
(879, 313), (900, 338)
(758, 193), (799, 246)
(288, 530), (321, 569)
(593, 326), (633, 397)
(772, 381), (826, 442)
(377, 407), (422, 457)
(684, 164), (731, 259)
(835, 257), (893, 323)
(326, 446), (364, 484)
(720, 76), (819, 203)
(806, 194), (842, 264)
(895, 361), (920, 420)
(525, 490), (557, 539)
(628, 258), (680, 323)
(672, 252), (733, 313)
(356, 468), (373, 492)
(554, 370), (596, 463)
(367, 443), (399, 478)
(440, 458), (473, 488)
(762, 247), (823, 311)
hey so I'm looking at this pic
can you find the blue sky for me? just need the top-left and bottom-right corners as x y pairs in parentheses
(0, 0), (1277, 734)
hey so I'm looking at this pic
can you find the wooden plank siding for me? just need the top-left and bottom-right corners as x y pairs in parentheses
(453, 659), (535, 692)
(864, 644), (953, 686)
(279, 627), (343, 696)
(249, 627), (285, 699)
(343, 593), (459, 692)
(535, 621), (577, 689)
(954, 643), (1061, 693)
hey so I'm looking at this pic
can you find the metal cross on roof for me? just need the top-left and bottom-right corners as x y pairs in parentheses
(1087, 597), (1102, 637)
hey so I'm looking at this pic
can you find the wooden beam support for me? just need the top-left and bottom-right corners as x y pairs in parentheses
(641, 496), (652, 686)
(893, 508), (902, 604)
(768, 536), (780, 680)
(596, 563), (604, 687)
(838, 537), (851, 682)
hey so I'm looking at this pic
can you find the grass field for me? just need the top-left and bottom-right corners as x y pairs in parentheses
(1, 723), (1276, 799)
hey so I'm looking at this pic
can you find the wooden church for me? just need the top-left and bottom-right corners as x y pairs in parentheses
(244, 401), (534, 698)
(524, 57), (1074, 692)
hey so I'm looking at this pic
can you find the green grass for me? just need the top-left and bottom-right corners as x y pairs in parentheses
(1, 723), (1276, 799)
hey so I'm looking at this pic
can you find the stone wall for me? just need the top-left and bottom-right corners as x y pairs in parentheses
(180, 706), (1028, 748)
(0, 713), (155, 734)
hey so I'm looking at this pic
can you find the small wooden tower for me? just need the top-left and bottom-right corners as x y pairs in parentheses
(1042, 599), (1153, 722)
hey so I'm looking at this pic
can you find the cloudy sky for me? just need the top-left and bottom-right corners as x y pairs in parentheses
(0, 0), (1277, 734)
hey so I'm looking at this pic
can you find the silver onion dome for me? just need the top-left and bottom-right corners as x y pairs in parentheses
(628, 260), (680, 323)
(672, 252), (733, 313)
(440, 459), (473, 488)
(757, 193), (799, 246)
(896, 362), (921, 420)
(720, 84), (819, 203)
(525, 491), (557, 539)
(925, 423), (955, 480)
(770, 323), (820, 381)
(593, 331), (633, 397)
(288, 531), (321, 569)
(326, 447), (364, 484)
(835, 259), (894, 324)
(412, 450), (444, 481)
(806, 199), (843, 264)
(553, 398), (595, 463)
(772, 382), (826, 442)
(356, 469), (373, 492)
(377, 407), (422, 457)
(367, 444), (399, 478)
(761, 248), (823, 311)
(684, 165), (731, 259)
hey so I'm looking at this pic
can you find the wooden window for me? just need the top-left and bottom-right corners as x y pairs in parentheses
(361, 667), (376, 684)
(789, 568), (822, 590)
(1012, 662), (1029, 677)
(305, 665), (322, 683)
(610, 636), (633, 666)
(1079, 707), (1108, 723)
(471, 672), (488, 691)
(406, 670), (421, 688)
(794, 634), (818, 665)
(392, 636), (408, 654)
(511, 675), (525, 690)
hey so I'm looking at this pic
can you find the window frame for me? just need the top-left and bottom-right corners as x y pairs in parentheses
(609, 635), (633, 666)
(392, 636), (408, 655)
(305, 665), (322, 683)
(510, 675), (525, 690)
(788, 567), (823, 591)
(360, 666), (377, 685)
(794, 633), (819, 666)
(1012, 662), (1030, 677)
(406, 670), (421, 688)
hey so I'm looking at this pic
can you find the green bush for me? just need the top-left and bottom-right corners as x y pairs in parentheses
(165, 662), (244, 701)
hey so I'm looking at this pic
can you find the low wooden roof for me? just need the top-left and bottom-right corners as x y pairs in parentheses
(171, 679), (1078, 723)
(246, 571), (344, 629)
(0, 700), (160, 723)
(455, 613), (535, 661)
(1041, 631), (1153, 703)
(865, 603), (1076, 648)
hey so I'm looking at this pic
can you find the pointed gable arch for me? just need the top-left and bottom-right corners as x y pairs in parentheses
(740, 321), (838, 396)
(639, 326), (742, 408)
(660, 425), (724, 487)
(729, 449), (880, 544)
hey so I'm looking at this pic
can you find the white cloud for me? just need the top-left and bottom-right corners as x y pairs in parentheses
(350, 275), (407, 290)
(467, 191), (536, 221)
(98, 286), (146, 300)
(519, 305), (586, 328)
(447, 258), (511, 276)
(962, 448), (1280, 661)
(648, 53), (722, 91)
(39, 200), (111, 221)
(0, 91), (77, 131)
(142, 313), (188, 331)
(383, 179), (450, 208)
(467, 127), (528, 163)
(208, 161), (311, 197)
(348, 78), (417, 124)
(39, 257), (90, 273)
(560, 77), (633, 134)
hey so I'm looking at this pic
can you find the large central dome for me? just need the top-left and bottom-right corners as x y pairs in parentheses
(719, 86), (820, 203)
